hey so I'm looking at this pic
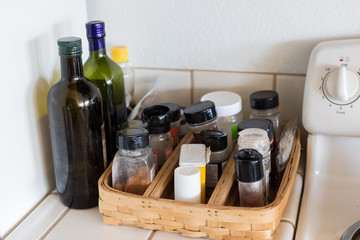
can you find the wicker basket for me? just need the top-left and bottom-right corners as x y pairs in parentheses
(98, 128), (301, 240)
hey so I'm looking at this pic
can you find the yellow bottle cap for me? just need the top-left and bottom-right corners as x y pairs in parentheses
(111, 45), (128, 63)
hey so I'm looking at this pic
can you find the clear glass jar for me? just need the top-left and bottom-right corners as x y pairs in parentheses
(201, 91), (243, 154)
(159, 103), (181, 147)
(234, 149), (265, 207)
(237, 128), (271, 204)
(184, 101), (218, 143)
(142, 105), (174, 171)
(112, 127), (155, 195)
(249, 90), (280, 142)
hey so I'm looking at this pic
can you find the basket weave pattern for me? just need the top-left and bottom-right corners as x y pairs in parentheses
(98, 129), (301, 240)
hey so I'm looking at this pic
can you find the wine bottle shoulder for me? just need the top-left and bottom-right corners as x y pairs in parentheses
(84, 55), (123, 80)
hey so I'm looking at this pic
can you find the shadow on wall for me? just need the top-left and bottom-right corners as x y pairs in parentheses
(25, 19), (73, 193)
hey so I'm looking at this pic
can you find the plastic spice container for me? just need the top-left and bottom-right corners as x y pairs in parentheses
(250, 90), (280, 141)
(234, 149), (265, 207)
(112, 127), (155, 195)
(237, 128), (271, 204)
(174, 166), (201, 203)
(179, 144), (211, 203)
(159, 103), (181, 147)
(184, 101), (218, 143)
(142, 105), (173, 171)
(200, 130), (228, 197)
(200, 91), (242, 153)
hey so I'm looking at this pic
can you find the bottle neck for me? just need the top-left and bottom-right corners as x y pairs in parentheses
(60, 56), (84, 81)
(88, 37), (107, 57)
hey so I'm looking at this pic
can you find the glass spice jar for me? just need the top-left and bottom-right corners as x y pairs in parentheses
(234, 149), (265, 207)
(142, 105), (173, 171)
(159, 103), (181, 148)
(112, 127), (155, 195)
(184, 101), (218, 143)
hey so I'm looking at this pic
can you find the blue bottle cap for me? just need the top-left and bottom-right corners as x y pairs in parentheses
(86, 20), (106, 38)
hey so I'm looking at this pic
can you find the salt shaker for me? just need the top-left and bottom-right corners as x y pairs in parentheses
(174, 166), (201, 203)
(184, 101), (218, 143)
(238, 128), (271, 203)
(112, 127), (155, 195)
(142, 105), (173, 170)
(234, 149), (265, 207)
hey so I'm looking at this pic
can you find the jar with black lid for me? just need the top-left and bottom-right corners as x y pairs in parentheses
(159, 103), (181, 147)
(249, 90), (280, 141)
(184, 101), (218, 143)
(112, 127), (155, 195)
(234, 149), (265, 207)
(142, 105), (173, 170)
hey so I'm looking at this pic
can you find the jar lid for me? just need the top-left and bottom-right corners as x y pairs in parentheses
(234, 149), (264, 182)
(200, 130), (227, 152)
(237, 118), (274, 141)
(184, 101), (217, 124)
(120, 120), (149, 131)
(142, 105), (171, 134)
(250, 90), (279, 110)
(179, 144), (211, 167)
(200, 91), (242, 117)
(237, 128), (270, 156)
(117, 127), (149, 150)
(159, 103), (181, 122)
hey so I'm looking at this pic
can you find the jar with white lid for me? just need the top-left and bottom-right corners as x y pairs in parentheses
(201, 91), (242, 154)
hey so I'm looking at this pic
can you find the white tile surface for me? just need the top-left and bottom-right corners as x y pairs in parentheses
(276, 75), (307, 147)
(133, 68), (191, 107)
(44, 206), (152, 240)
(152, 230), (205, 240)
(297, 150), (306, 177)
(4, 194), (67, 240)
(193, 71), (274, 118)
(273, 222), (294, 240)
(281, 174), (303, 226)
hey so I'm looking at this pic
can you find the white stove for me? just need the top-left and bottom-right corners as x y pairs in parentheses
(296, 39), (360, 240)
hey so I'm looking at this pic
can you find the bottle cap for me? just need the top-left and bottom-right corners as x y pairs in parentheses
(250, 90), (279, 110)
(159, 103), (181, 122)
(200, 91), (242, 117)
(184, 101), (217, 124)
(200, 130), (227, 152)
(111, 46), (128, 63)
(86, 20), (105, 38)
(237, 118), (274, 142)
(57, 37), (82, 58)
(142, 105), (171, 134)
(234, 149), (264, 182)
(174, 166), (201, 203)
(120, 120), (149, 131)
(117, 127), (149, 150)
(237, 128), (270, 156)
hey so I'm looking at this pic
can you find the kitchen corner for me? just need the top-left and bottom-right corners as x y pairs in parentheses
(4, 155), (305, 240)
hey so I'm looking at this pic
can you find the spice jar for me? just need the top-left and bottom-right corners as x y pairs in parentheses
(174, 166), (201, 203)
(142, 105), (173, 171)
(184, 101), (218, 143)
(234, 149), (265, 207)
(179, 144), (211, 203)
(112, 127), (155, 195)
(201, 91), (242, 154)
(237, 128), (271, 204)
(200, 130), (228, 196)
(250, 90), (280, 141)
(159, 103), (181, 147)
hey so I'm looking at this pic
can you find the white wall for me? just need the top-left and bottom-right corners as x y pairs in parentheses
(0, 0), (88, 236)
(86, 0), (360, 74)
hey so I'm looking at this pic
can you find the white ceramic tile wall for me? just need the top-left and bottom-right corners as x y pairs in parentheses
(86, 0), (360, 74)
(1, 0), (87, 236)
(193, 71), (274, 118)
(133, 68), (191, 107)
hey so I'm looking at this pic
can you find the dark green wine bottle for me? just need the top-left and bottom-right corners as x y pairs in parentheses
(47, 37), (105, 209)
(84, 21), (127, 166)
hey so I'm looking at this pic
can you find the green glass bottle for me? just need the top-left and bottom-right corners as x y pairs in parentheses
(84, 21), (127, 166)
(47, 37), (105, 209)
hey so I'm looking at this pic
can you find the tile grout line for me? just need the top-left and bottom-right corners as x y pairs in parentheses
(273, 74), (277, 90)
(190, 70), (194, 104)
(147, 230), (157, 240)
(39, 208), (70, 240)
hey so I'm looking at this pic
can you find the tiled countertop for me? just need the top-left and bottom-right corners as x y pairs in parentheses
(4, 154), (305, 240)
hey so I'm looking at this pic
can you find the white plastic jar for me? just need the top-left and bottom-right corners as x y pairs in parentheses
(201, 91), (242, 154)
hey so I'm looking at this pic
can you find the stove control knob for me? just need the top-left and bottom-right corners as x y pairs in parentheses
(324, 65), (359, 102)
